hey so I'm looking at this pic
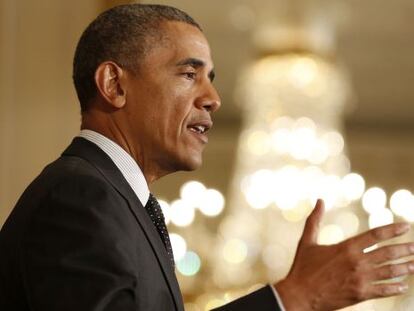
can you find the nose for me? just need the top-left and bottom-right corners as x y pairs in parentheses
(196, 83), (221, 113)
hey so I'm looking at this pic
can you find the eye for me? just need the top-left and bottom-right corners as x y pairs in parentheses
(183, 72), (196, 80)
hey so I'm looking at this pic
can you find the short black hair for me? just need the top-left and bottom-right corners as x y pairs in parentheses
(72, 4), (201, 111)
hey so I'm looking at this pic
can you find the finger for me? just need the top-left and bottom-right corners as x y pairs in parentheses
(299, 199), (324, 245)
(349, 223), (410, 250)
(370, 261), (414, 281)
(369, 282), (408, 299)
(365, 242), (414, 264)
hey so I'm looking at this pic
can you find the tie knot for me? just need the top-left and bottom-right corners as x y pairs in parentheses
(147, 193), (158, 207)
(146, 194), (163, 218)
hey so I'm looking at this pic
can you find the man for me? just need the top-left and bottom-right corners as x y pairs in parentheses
(1, 4), (414, 311)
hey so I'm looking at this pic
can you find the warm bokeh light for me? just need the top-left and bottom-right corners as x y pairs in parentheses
(389, 189), (414, 221)
(288, 57), (319, 93)
(362, 187), (387, 214)
(271, 128), (291, 154)
(341, 173), (366, 201)
(317, 174), (342, 211)
(268, 116), (345, 164)
(302, 166), (324, 199)
(290, 127), (317, 160)
(180, 181), (206, 207)
(222, 239), (248, 264)
(318, 224), (345, 245)
(242, 170), (274, 209)
(170, 199), (195, 227)
(273, 165), (301, 210)
(402, 210), (414, 222)
(246, 130), (271, 155)
(281, 203), (312, 222)
(368, 208), (394, 229)
(241, 165), (368, 213)
(334, 211), (360, 237)
(309, 140), (329, 164)
(294, 117), (317, 130)
(158, 199), (171, 225)
(199, 189), (225, 217)
(271, 116), (294, 130)
(322, 131), (344, 157)
(262, 244), (288, 270)
(213, 263), (253, 286)
(169, 233), (187, 261)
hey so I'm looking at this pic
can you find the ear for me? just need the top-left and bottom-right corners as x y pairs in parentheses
(94, 62), (126, 109)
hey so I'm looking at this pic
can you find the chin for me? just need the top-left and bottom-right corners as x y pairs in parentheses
(163, 147), (204, 173)
(181, 158), (202, 171)
(175, 154), (203, 172)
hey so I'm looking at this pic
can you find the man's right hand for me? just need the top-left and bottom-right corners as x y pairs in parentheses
(274, 199), (414, 311)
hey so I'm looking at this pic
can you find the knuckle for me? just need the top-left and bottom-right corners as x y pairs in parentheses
(376, 284), (404, 297)
(350, 275), (366, 300)
(348, 253), (363, 271)
(377, 266), (390, 279)
(353, 286), (366, 301)
(377, 286), (388, 297)
(405, 244), (413, 255)
(388, 265), (401, 277)
(377, 264), (405, 280)
(343, 245), (358, 263)
(371, 228), (384, 240)
(378, 285), (394, 297)
(384, 247), (398, 260)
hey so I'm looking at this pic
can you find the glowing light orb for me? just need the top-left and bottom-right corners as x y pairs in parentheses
(341, 173), (365, 201)
(362, 187), (387, 214)
(369, 208), (394, 229)
(199, 189), (225, 217)
(177, 251), (201, 276)
(318, 224), (345, 245)
(222, 239), (248, 264)
(169, 233), (187, 261)
(170, 199), (195, 227)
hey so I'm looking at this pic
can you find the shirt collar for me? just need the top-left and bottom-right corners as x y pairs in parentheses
(78, 129), (150, 206)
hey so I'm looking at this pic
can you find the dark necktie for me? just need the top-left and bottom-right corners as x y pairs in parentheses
(145, 194), (175, 268)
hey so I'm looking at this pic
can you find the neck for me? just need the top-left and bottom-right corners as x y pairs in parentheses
(81, 111), (170, 184)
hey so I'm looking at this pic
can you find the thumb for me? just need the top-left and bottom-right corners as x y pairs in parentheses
(299, 199), (325, 246)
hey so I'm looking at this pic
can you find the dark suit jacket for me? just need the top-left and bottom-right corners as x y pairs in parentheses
(0, 138), (280, 311)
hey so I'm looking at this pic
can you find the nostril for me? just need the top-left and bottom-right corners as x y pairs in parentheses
(203, 99), (220, 112)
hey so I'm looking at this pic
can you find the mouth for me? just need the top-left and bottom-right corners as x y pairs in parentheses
(187, 120), (213, 142)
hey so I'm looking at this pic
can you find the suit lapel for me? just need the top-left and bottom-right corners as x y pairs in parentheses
(63, 137), (184, 311)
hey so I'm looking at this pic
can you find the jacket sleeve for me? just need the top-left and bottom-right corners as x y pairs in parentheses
(20, 175), (139, 311)
(212, 286), (282, 311)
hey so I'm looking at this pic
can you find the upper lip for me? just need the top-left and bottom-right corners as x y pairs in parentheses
(187, 119), (213, 134)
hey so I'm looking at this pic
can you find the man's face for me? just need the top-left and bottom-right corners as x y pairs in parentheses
(123, 21), (221, 176)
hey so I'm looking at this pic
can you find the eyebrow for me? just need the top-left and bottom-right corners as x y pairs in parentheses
(176, 57), (216, 82)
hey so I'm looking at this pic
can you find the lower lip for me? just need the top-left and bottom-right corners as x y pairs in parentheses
(188, 129), (208, 144)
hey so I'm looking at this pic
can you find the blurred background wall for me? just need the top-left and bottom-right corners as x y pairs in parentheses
(1, 0), (414, 310)
(0, 0), (98, 222)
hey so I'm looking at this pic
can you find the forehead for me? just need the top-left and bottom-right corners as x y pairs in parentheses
(144, 21), (213, 69)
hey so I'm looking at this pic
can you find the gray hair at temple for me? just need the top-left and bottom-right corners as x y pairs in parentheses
(72, 4), (201, 111)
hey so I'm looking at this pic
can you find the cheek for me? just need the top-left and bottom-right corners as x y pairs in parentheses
(165, 94), (193, 132)
(142, 80), (195, 144)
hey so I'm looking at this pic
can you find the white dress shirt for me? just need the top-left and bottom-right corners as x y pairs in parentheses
(79, 129), (150, 206)
(78, 129), (285, 311)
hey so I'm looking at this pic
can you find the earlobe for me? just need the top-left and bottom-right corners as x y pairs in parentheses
(94, 62), (126, 109)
